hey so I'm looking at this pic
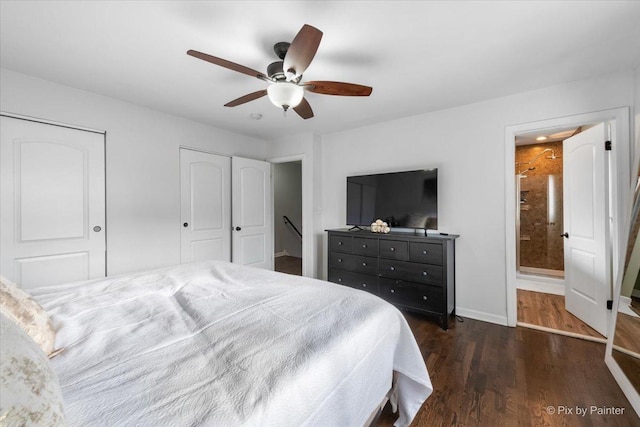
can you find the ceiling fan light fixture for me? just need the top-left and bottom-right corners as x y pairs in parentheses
(284, 68), (297, 82)
(267, 82), (304, 111)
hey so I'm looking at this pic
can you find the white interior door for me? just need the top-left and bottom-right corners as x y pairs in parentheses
(563, 122), (610, 336)
(0, 116), (106, 289)
(231, 156), (272, 269)
(180, 149), (231, 263)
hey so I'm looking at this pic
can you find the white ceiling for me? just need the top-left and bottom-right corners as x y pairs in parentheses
(1, 1), (639, 140)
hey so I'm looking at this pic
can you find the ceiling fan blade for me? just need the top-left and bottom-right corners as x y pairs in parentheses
(187, 50), (270, 82)
(304, 81), (372, 96)
(293, 97), (314, 119)
(224, 90), (268, 107)
(283, 24), (323, 80)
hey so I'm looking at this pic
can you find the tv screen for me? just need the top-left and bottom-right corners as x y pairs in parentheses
(347, 169), (438, 229)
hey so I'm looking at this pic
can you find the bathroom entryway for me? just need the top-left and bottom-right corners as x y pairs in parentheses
(506, 108), (631, 337)
(515, 122), (613, 336)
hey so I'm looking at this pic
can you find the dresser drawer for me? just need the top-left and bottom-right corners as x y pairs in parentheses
(379, 278), (442, 313)
(328, 252), (378, 276)
(379, 239), (408, 260)
(328, 269), (379, 294)
(378, 258), (443, 286)
(352, 237), (379, 256)
(409, 242), (443, 265)
(330, 235), (352, 253)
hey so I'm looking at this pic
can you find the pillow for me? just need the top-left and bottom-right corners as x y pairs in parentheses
(0, 313), (67, 426)
(0, 277), (57, 357)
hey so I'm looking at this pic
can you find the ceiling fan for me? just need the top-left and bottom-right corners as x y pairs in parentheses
(187, 24), (372, 119)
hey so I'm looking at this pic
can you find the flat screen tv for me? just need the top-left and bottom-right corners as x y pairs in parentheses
(347, 169), (438, 229)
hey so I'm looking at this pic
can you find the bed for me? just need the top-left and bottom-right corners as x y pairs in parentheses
(4, 261), (432, 426)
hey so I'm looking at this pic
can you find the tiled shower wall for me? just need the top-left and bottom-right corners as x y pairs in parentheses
(516, 141), (564, 272)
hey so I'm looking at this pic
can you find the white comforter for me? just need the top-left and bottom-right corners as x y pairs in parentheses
(31, 261), (432, 427)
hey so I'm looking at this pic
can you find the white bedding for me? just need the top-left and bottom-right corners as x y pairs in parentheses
(31, 261), (432, 426)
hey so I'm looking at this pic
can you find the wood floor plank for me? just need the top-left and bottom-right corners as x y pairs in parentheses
(517, 289), (604, 339)
(612, 349), (640, 393)
(614, 312), (640, 355)
(377, 312), (639, 426)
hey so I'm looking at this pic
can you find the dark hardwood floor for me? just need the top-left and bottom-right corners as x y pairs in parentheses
(517, 289), (604, 340)
(274, 255), (302, 276)
(378, 312), (639, 427)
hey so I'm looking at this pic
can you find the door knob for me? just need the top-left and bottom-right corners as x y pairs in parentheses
(183, 223), (189, 228)
(235, 226), (242, 231)
(561, 232), (569, 238)
(93, 226), (102, 232)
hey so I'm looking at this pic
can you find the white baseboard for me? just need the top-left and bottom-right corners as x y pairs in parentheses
(516, 275), (564, 295)
(618, 296), (640, 318)
(455, 307), (508, 326)
(274, 250), (289, 258)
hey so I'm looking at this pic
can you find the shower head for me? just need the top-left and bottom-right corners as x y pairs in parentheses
(546, 150), (560, 160)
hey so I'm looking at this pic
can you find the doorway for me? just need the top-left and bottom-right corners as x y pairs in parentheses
(505, 108), (632, 335)
(516, 137), (567, 280)
(515, 126), (604, 339)
(516, 122), (610, 337)
(273, 161), (302, 276)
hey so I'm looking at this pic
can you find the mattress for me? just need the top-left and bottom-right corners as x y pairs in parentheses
(31, 261), (432, 426)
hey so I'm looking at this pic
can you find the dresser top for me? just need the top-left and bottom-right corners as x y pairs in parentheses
(326, 228), (459, 241)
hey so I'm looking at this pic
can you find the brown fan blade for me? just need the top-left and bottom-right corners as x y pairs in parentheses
(187, 50), (270, 82)
(304, 81), (372, 96)
(283, 24), (323, 80)
(224, 90), (268, 107)
(293, 97), (314, 119)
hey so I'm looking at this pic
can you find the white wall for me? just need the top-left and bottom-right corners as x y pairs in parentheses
(635, 66), (640, 172)
(273, 162), (302, 258)
(0, 69), (267, 275)
(319, 70), (635, 325)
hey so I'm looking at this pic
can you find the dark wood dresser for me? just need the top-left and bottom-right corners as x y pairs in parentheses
(326, 228), (458, 329)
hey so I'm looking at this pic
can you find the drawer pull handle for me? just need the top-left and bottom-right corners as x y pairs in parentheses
(390, 266), (395, 271)
(338, 242), (343, 246)
(390, 247), (395, 252)
(362, 244), (367, 248)
(362, 283), (367, 288)
(390, 289), (395, 294)
(338, 278), (342, 282)
(422, 271), (428, 276)
(422, 295), (428, 300)
(338, 258), (343, 262)
(362, 262), (367, 266)
(422, 250), (427, 255)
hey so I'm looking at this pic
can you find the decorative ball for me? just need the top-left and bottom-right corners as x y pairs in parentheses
(371, 219), (391, 233)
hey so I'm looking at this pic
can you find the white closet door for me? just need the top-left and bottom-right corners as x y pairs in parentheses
(0, 116), (106, 288)
(231, 156), (272, 269)
(180, 149), (231, 263)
